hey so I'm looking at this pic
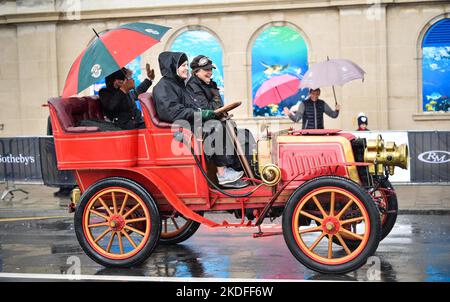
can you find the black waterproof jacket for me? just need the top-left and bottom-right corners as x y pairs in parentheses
(288, 98), (339, 129)
(153, 52), (200, 123)
(186, 76), (223, 110)
(99, 78), (152, 129)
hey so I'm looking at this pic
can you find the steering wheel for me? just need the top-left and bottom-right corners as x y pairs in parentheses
(214, 101), (241, 115)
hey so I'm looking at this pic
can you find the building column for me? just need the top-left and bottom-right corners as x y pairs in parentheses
(338, 4), (389, 130)
(16, 22), (59, 135)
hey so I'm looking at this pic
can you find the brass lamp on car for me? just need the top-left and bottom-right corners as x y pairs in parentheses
(364, 135), (409, 175)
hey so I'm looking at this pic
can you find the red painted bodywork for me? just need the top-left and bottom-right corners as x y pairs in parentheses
(48, 95), (361, 227)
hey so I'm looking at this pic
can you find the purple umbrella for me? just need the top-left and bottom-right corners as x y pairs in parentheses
(300, 58), (365, 104)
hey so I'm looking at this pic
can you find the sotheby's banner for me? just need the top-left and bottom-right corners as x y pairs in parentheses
(0, 137), (43, 183)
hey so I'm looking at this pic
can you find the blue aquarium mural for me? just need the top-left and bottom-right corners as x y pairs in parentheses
(252, 26), (309, 117)
(170, 30), (224, 100)
(422, 19), (450, 113)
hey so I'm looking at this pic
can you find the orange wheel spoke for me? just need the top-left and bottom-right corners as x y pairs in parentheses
(123, 204), (141, 219)
(124, 225), (145, 236)
(330, 191), (335, 216)
(119, 194), (129, 216)
(312, 196), (328, 218)
(341, 216), (365, 225)
(84, 188), (150, 260)
(117, 231), (124, 254)
(309, 232), (326, 251)
(171, 217), (180, 230)
(335, 233), (351, 255)
(94, 228), (111, 243)
(336, 199), (354, 220)
(121, 230), (137, 249)
(98, 197), (113, 217)
(125, 217), (147, 224)
(340, 228), (364, 241)
(327, 234), (333, 259)
(88, 222), (109, 228)
(299, 226), (322, 234)
(89, 209), (109, 221)
(164, 219), (168, 233)
(106, 232), (116, 252)
(112, 192), (118, 214)
(300, 211), (323, 223)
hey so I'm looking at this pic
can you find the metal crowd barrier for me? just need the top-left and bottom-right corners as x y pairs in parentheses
(0, 131), (448, 201)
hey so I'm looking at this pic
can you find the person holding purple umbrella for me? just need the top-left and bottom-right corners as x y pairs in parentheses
(283, 88), (340, 129)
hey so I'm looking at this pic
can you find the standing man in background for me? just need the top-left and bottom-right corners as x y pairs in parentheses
(283, 88), (340, 129)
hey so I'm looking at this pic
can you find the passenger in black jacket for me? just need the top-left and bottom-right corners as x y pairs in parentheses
(99, 64), (155, 130)
(153, 52), (247, 188)
(186, 55), (223, 110)
(153, 51), (216, 123)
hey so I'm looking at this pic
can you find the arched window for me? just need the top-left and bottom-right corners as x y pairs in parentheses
(170, 29), (224, 99)
(422, 18), (450, 112)
(251, 26), (309, 117)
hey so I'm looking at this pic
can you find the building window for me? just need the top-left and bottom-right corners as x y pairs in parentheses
(251, 26), (309, 117)
(170, 30), (224, 100)
(422, 18), (450, 113)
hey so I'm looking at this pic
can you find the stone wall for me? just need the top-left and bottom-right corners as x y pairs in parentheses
(0, 0), (449, 137)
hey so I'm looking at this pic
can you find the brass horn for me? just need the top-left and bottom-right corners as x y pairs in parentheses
(261, 164), (282, 186)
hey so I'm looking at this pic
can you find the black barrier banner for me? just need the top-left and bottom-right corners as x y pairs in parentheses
(39, 137), (76, 187)
(408, 131), (450, 183)
(0, 137), (43, 183)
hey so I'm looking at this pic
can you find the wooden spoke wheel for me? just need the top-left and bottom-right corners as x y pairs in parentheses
(373, 180), (398, 241)
(75, 178), (161, 267)
(333, 179), (398, 250)
(282, 176), (381, 274)
(159, 212), (202, 245)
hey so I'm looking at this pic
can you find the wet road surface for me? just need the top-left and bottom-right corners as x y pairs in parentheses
(0, 213), (449, 281)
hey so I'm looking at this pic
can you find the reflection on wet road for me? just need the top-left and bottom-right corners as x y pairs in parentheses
(0, 214), (449, 281)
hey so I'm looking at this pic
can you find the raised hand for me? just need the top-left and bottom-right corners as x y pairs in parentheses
(146, 63), (155, 81)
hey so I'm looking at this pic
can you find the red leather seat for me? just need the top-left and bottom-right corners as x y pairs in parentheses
(48, 96), (104, 133)
(138, 93), (172, 128)
(85, 96), (104, 120)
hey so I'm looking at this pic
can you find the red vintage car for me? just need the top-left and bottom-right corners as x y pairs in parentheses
(47, 92), (408, 274)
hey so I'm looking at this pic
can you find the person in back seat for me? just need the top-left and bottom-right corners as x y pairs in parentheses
(99, 63), (155, 130)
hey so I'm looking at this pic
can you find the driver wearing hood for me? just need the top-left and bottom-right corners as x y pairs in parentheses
(153, 51), (248, 189)
(153, 51), (216, 123)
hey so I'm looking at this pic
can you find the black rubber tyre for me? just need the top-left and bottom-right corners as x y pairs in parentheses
(333, 179), (398, 250)
(282, 176), (381, 274)
(74, 177), (161, 268)
(378, 180), (398, 241)
(159, 213), (202, 245)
